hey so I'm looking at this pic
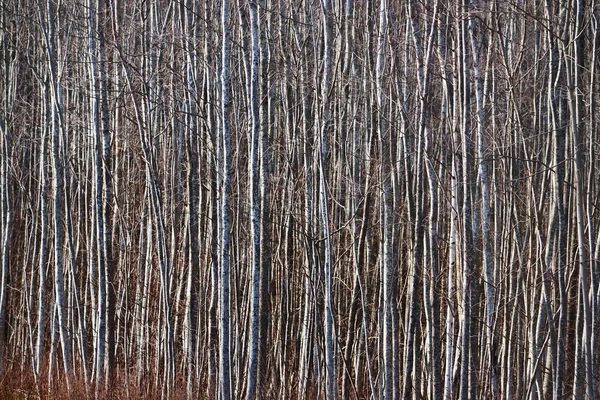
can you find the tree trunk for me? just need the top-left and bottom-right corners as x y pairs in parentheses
(245, 1), (261, 398)
(219, 0), (233, 397)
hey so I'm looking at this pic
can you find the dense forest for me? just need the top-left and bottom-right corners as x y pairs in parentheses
(1, 0), (600, 399)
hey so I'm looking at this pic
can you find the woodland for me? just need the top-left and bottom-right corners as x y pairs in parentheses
(0, 0), (600, 399)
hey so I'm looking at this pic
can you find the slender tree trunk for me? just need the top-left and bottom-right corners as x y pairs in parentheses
(457, 1), (475, 397)
(545, 2), (568, 396)
(320, 0), (336, 398)
(257, 2), (271, 392)
(181, 2), (200, 397)
(564, 2), (594, 396)
(219, 0), (233, 397)
(0, 97), (11, 379)
(98, 0), (115, 387)
(0, 7), (9, 377)
(38, 0), (72, 390)
(87, 0), (108, 391)
(296, 2), (316, 396)
(35, 84), (51, 385)
(468, 8), (499, 398)
(442, 6), (458, 398)
(375, 2), (395, 399)
(245, 1), (261, 398)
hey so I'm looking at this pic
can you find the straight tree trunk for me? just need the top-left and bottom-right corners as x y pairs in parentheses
(0, 97), (11, 379)
(408, 2), (442, 398)
(219, 0), (233, 397)
(375, 2), (394, 399)
(87, 0), (109, 390)
(97, 0), (115, 387)
(468, 8), (499, 398)
(402, 4), (426, 399)
(457, 1), (475, 397)
(320, 0), (336, 398)
(544, 2), (568, 396)
(35, 83), (51, 384)
(296, 2), (316, 395)
(564, 2), (594, 396)
(0, 7), (8, 377)
(245, 1), (261, 398)
(257, 2), (271, 391)
(181, 2), (200, 397)
(37, 0), (72, 390)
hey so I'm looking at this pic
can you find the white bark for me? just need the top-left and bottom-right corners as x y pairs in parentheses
(181, 2), (200, 397)
(375, 2), (393, 399)
(0, 113), (11, 376)
(457, 1), (474, 397)
(245, 1), (261, 398)
(219, 0), (233, 398)
(87, 0), (107, 388)
(35, 85), (51, 382)
(468, 9), (498, 398)
(564, 2), (594, 396)
(297, 10), (315, 397)
(37, 0), (72, 389)
(320, 0), (336, 398)
(0, 9), (8, 375)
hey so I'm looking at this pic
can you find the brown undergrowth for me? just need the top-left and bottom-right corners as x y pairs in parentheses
(0, 362), (191, 399)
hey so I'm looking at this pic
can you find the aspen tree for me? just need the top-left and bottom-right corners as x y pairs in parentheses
(468, 5), (499, 397)
(440, 4), (459, 398)
(198, 1), (220, 396)
(319, 0), (336, 398)
(544, 1), (568, 397)
(0, 11), (9, 377)
(35, 84), (51, 384)
(456, 1), (475, 397)
(257, 1), (271, 390)
(408, 1), (442, 398)
(87, 0), (110, 390)
(245, 0), (261, 398)
(296, 2), (317, 395)
(0, 92), (10, 381)
(589, 9), (599, 386)
(219, 0), (233, 397)
(145, 3), (176, 393)
(375, 1), (394, 398)
(339, 1), (370, 397)
(402, 3), (426, 399)
(564, 1), (594, 397)
(180, 1), (200, 397)
(0, 6), (10, 377)
(66, 204), (90, 391)
(274, 5), (295, 395)
(37, 0), (72, 390)
(98, 0), (115, 386)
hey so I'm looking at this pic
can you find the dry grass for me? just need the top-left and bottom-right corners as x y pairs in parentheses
(0, 363), (192, 400)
